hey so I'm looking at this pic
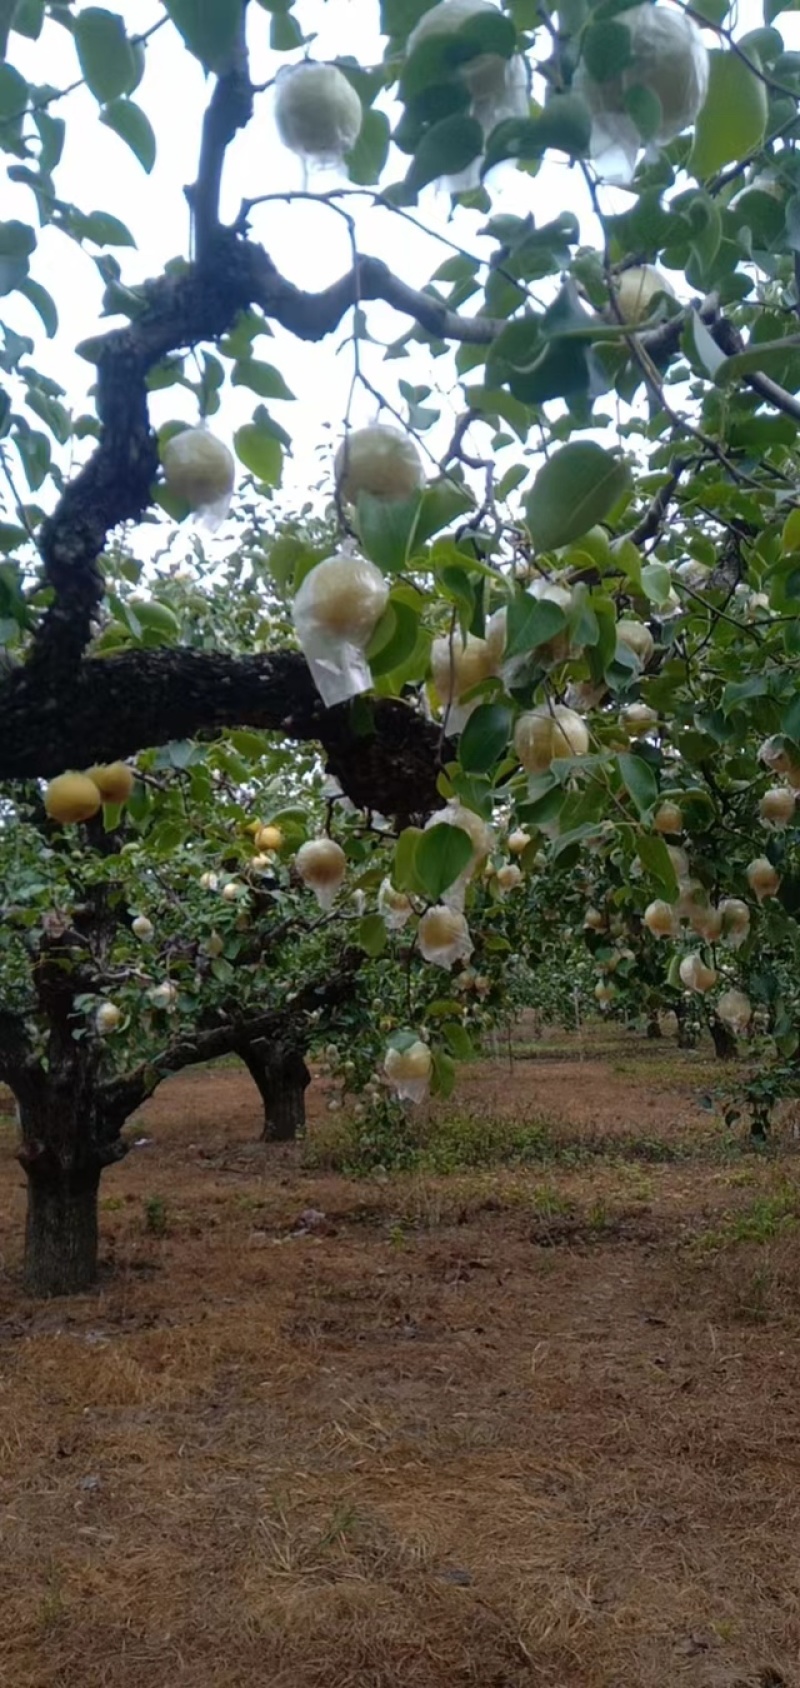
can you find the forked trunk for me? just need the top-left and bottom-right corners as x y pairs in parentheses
(24, 1164), (101, 1297)
(242, 1044), (310, 1142)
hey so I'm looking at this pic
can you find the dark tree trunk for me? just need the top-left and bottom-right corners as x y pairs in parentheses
(23, 1164), (101, 1297)
(241, 1045), (310, 1142)
(710, 1014), (737, 1061)
(646, 1013), (662, 1040)
(675, 1000), (697, 1048)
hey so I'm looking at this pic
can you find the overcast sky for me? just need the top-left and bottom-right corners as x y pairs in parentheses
(4, 0), (792, 559)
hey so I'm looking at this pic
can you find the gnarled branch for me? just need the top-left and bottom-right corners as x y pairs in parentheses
(99, 948), (364, 1124)
(1, 646), (449, 823)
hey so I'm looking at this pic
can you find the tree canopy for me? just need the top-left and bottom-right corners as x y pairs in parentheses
(7, 0), (800, 1290)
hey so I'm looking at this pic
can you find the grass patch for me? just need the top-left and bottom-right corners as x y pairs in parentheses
(695, 1186), (800, 1250)
(305, 1110), (720, 1177)
(609, 1055), (723, 1088)
(305, 1108), (558, 1177)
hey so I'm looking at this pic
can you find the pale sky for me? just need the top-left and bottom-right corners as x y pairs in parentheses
(3, 0), (789, 562)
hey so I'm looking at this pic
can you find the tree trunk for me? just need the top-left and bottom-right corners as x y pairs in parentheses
(241, 1045), (310, 1142)
(23, 1164), (101, 1297)
(710, 1014), (737, 1061)
(675, 1000), (697, 1048)
(646, 1012), (662, 1040)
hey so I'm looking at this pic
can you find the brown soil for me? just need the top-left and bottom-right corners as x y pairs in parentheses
(1, 1032), (800, 1688)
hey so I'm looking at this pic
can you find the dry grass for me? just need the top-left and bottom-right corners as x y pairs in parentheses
(1, 1035), (800, 1686)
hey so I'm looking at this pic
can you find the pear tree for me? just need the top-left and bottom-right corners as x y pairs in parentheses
(2, 0), (800, 1285)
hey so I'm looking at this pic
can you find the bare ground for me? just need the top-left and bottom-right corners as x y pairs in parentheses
(1, 1029), (800, 1688)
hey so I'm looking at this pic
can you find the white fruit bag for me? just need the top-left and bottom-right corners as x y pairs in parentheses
(407, 0), (529, 191)
(576, 4), (709, 183)
(384, 1040), (433, 1104)
(275, 62), (363, 165)
(160, 424), (235, 533)
(292, 545), (389, 708)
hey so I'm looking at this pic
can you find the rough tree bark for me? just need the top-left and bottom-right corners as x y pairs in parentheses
(15, 1074), (129, 1298)
(1, 651), (449, 825)
(709, 1013), (738, 1061)
(675, 999), (697, 1049)
(0, 45), (472, 814)
(5, 921), (362, 1294)
(241, 1043), (311, 1142)
(23, 1157), (102, 1299)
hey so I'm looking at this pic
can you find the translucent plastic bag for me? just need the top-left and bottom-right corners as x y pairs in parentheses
(292, 545), (389, 708)
(576, 4), (708, 184)
(275, 63), (363, 165)
(160, 424), (235, 533)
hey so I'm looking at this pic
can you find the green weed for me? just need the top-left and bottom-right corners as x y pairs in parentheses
(143, 1194), (169, 1237)
(695, 1188), (799, 1250)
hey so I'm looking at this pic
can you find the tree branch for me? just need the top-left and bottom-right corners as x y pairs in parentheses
(628, 458), (689, 546)
(189, 17), (252, 257)
(0, 646), (450, 823)
(100, 950), (364, 1122)
(26, 234), (498, 681)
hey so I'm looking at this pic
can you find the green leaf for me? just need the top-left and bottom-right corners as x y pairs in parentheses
(689, 49), (768, 178)
(0, 217), (32, 294)
(623, 82), (663, 141)
(459, 702), (513, 774)
(413, 478), (474, 545)
(270, 9), (303, 48)
(406, 113), (483, 192)
(414, 822), (474, 900)
(234, 423), (282, 485)
(441, 1021), (474, 1059)
(357, 491), (420, 573)
(262, 533), (314, 590)
(100, 98), (156, 172)
(381, 0), (430, 36)
(505, 592), (566, 659)
(0, 62), (27, 118)
(17, 276), (57, 336)
(581, 19), (633, 81)
(640, 562), (673, 605)
(393, 825), (426, 895)
(346, 106), (390, 185)
(164, 0), (244, 70)
(524, 442), (631, 553)
(431, 1046), (456, 1098)
(231, 359), (295, 400)
(636, 831), (679, 898)
(14, 426), (50, 490)
(10, 0), (44, 42)
(402, 9), (515, 101)
(618, 751), (657, 817)
(357, 913), (388, 957)
(367, 598), (421, 677)
(482, 94), (591, 169)
(74, 8), (138, 103)
(229, 729), (269, 757)
(67, 208), (136, 247)
(0, 218), (34, 257)
(0, 522), (28, 553)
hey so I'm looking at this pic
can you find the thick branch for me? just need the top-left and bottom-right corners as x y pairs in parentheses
(28, 234), (498, 680)
(190, 18), (252, 256)
(100, 951), (363, 1122)
(0, 646), (449, 822)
